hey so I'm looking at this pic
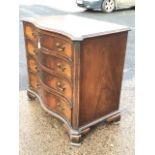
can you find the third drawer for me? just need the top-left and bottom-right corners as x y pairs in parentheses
(39, 69), (72, 102)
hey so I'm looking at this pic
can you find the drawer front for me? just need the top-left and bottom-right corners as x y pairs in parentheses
(27, 57), (38, 73)
(40, 70), (72, 101)
(39, 52), (72, 79)
(29, 73), (39, 89)
(54, 37), (72, 58)
(42, 89), (71, 123)
(26, 40), (36, 56)
(40, 34), (72, 58)
(24, 23), (36, 40)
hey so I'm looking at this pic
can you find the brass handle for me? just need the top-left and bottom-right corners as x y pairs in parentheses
(56, 42), (61, 47)
(56, 82), (66, 92)
(58, 47), (65, 52)
(56, 42), (65, 51)
(36, 83), (40, 88)
(57, 63), (66, 72)
(35, 66), (38, 70)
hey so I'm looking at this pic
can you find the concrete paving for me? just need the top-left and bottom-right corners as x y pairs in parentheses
(19, 2), (135, 154)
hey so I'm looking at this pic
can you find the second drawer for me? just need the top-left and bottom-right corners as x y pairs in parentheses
(38, 51), (72, 79)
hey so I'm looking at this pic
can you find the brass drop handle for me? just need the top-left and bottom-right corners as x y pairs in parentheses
(35, 66), (38, 70)
(56, 42), (60, 47)
(57, 63), (66, 72)
(56, 82), (66, 92)
(36, 83), (40, 88)
(56, 42), (65, 51)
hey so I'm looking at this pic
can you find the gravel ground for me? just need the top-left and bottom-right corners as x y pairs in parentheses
(19, 81), (134, 155)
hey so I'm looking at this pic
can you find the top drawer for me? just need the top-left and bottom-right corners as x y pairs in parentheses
(39, 33), (72, 58)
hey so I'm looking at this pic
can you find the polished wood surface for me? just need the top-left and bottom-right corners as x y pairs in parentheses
(39, 69), (72, 101)
(26, 40), (36, 55)
(24, 22), (36, 41)
(24, 21), (39, 94)
(41, 88), (71, 123)
(79, 32), (128, 126)
(28, 73), (38, 90)
(39, 32), (72, 58)
(27, 56), (38, 73)
(22, 15), (129, 40)
(22, 15), (129, 144)
(38, 51), (72, 79)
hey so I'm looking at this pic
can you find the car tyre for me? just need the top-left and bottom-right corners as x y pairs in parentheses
(102, 0), (115, 13)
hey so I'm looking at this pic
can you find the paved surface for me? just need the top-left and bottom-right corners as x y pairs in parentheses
(19, 2), (135, 155)
(20, 86), (134, 155)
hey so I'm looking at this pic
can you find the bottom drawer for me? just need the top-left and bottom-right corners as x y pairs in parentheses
(41, 89), (71, 123)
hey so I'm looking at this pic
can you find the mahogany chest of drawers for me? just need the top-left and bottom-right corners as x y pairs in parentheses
(22, 15), (129, 145)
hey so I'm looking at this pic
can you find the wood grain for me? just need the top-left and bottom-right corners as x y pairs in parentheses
(28, 73), (39, 89)
(38, 51), (72, 79)
(79, 32), (128, 126)
(39, 69), (72, 101)
(40, 33), (72, 58)
(41, 88), (71, 123)
(22, 15), (129, 40)
(26, 40), (36, 56)
(22, 16), (129, 144)
(24, 22), (36, 40)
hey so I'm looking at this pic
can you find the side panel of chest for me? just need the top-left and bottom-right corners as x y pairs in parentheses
(23, 22), (40, 93)
(79, 32), (128, 126)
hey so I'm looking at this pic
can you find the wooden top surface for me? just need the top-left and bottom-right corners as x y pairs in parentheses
(22, 15), (130, 40)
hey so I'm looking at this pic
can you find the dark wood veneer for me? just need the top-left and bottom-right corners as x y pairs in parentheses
(22, 16), (129, 145)
(79, 32), (127, 126)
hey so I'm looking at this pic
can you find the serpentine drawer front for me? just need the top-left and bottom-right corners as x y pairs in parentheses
(39, 32), (72, 58)
(38, 51), (72, 79)
(41, 88), (72, 123)
(39, 69), (72, 101)
(22, 15), (130, 145)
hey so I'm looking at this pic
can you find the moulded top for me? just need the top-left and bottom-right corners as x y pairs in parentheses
(21, 15), (130, 41)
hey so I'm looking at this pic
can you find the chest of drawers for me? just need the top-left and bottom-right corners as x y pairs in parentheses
(22, 15), (129, 145)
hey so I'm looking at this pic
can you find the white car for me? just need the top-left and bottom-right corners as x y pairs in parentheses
(76, 0), (135, 13)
